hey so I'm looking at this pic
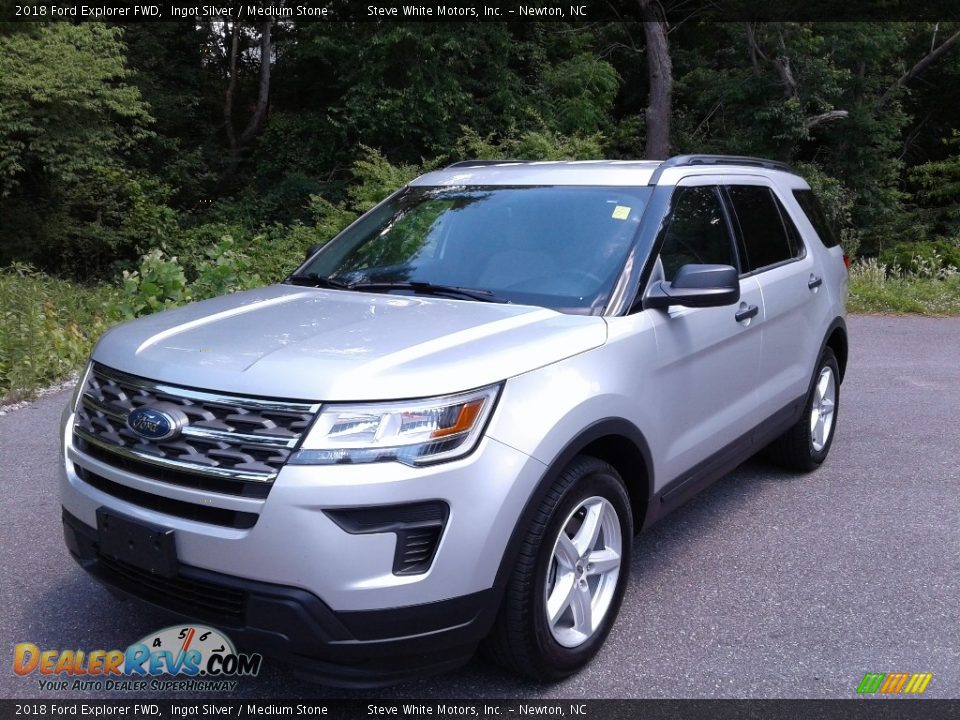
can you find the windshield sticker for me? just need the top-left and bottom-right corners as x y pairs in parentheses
(611, 205), (631, 220)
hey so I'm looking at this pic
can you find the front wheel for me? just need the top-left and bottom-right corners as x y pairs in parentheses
(766, 347), (840, 471)
(483, 456), (632, 680)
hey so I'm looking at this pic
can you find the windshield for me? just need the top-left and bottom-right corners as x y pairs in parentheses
(292, 185), (653, 313)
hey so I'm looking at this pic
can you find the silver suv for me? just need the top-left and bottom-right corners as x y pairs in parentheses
(60, 155), (848, 685)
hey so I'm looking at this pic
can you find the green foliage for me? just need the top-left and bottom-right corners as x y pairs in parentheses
(347, 147), (421, 212)
(1, 18), (959, 342)
(794, 162), (861, 257)
(906, 131), (960, 240)
(116, 249), (190, 319)
(848, 258), (960, 315)
(0, 23), (158, 275)
(453, 127), (605, 161)
(879, 240), (960, 276)
(116, 238), (267, 320)
(305, 146), (422, 242)
(542, 53), (620, 135)
(0, 24), (152, 195)
(667, 22), (915, 253)
(0, 266), (122, 402)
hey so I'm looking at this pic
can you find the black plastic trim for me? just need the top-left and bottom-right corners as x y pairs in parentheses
(820, 317), (849, 382)
(325, 501), (449, 576)
(74, 465), (259, 529)
(649, 397), (805, 525)
(62, 509), (493, 687)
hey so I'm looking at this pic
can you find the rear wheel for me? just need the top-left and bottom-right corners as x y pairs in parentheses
(483, 456), (632, 680)
(766, 348), (840, 471)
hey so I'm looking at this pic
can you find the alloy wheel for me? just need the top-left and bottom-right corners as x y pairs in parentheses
(810, 365), (837, 452)
(544, 496), (623, 648)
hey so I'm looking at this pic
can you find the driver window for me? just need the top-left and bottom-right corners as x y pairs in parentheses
(659, 186), (735, 281)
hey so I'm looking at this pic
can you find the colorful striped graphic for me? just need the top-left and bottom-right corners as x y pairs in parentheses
(856, 672), (933, 695)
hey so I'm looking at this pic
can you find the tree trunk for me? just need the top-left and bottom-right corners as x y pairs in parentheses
(223, 21), (239, 153)
(221, 20), (274, 184)
(639, 1), (672, 160)
(238, 20), (273, 148)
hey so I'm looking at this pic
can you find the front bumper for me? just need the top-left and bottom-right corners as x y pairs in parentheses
(63, 509), (491, 687)
(60, 406), (546, 612)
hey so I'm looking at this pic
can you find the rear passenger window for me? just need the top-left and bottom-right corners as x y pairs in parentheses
(726, 186), (800, 272)
(659, 186), (736, 281)
(793, 189), (840, 247)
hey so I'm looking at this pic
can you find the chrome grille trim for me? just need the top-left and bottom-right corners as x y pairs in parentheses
(179, 425), (298, 449)
(73, 362), (320, 484)
(74, 427), (277, 483)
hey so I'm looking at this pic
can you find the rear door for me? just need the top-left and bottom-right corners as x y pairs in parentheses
(723, 179), (826, 422)
(642, 176), (764, 486)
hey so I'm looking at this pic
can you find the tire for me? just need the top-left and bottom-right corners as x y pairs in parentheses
(483, 455), (633, 681)
(765, 347), (840, 472)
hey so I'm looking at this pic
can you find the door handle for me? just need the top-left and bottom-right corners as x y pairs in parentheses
(808, 275), (823, 289)
(735, 304), (759, 323)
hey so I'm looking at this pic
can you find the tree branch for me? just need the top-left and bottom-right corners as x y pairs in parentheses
(879, 28), (960, 107)
(805, 110), (849, 129)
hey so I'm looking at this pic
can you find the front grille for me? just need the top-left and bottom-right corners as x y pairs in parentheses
(73, 363), (319, 484)
(76, 440), (271, 499)
(98, 554), (247, 624)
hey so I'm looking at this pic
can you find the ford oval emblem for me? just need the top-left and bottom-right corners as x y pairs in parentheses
(127, 406), (183, 442)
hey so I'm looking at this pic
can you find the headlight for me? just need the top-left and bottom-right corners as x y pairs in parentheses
(288, 384), (502, 467)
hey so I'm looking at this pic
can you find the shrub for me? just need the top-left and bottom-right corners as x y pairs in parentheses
(848, 257), (960, 315)
(0, 265), (122, 401)
(879, 239), (960, 277)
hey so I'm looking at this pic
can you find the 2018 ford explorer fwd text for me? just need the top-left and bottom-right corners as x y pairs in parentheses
(60, 155), (848, 685)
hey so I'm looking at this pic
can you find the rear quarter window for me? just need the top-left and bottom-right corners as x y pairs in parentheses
(793, 189), (840, 248)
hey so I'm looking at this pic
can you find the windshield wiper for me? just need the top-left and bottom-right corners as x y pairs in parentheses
(348, 281), (509, 303)
(287, 275), (508, 303)
(286, 273), (351, 290)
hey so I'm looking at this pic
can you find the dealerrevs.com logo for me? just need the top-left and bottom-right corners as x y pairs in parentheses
(14, 625), (262, 692)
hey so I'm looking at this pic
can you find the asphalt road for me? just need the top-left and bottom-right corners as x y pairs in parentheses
(2, 314), (958, 700)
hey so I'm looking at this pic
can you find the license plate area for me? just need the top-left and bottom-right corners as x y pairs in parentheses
(96, 508), (178, 578)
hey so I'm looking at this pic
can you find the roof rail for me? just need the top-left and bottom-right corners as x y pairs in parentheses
(648, 154), (796, 185)
(445, 159), (530, 169)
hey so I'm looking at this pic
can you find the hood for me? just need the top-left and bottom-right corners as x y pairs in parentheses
(91, 285), (607, 401)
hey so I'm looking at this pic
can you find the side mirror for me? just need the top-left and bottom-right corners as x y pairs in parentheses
(643, 263), (740, 310)
(304, 243), (323, 262)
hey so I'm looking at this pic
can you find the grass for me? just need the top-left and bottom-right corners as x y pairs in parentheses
(847, 258), (960, 315)
(1, 258), (958, 404)
(0, 266), (122, 404)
